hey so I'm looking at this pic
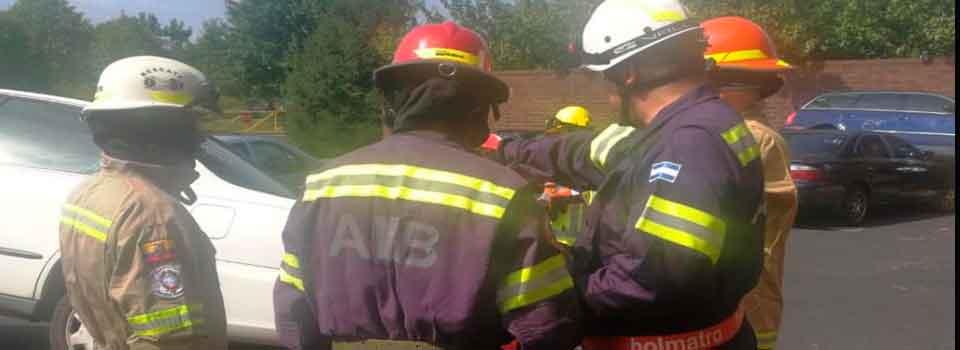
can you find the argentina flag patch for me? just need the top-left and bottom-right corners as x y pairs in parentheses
(649, 161), (682, 183)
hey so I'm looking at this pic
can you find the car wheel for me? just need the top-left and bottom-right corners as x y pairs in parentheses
(50, 295), (97, 350)
(841, 185), (869, 226)
(935, 188), (955, 212)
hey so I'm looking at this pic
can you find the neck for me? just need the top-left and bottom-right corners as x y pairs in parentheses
(630, 77), (702, 126)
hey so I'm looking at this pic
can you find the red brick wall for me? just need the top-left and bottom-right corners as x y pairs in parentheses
(493, 56), (956, 131)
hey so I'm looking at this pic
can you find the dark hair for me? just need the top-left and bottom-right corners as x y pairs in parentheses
(605, 29), (707, 91)
(86, 109), (202, 164)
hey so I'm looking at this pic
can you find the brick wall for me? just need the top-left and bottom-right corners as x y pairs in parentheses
(493, 56), (956, 131)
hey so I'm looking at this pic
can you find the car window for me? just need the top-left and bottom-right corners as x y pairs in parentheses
(783, 133), (847, 157)
(249, 140), (305, 175)
(882, 135), (920, 158)
(871, 115), (956, 134)
(805, 94), (860, 109)
(855, 135), (891, 158)
(0, 98), (101, 173)
(197, 138), (294, 198)
(224, 141), (251, 159)
(904, 94), (954, 114)
(854, 94), (904, 110)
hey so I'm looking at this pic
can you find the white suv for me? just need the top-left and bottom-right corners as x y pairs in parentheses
(0, 89), (292, 347)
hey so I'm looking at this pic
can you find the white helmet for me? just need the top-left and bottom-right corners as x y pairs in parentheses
(83, 56), (219, 117)
(580, 0), (701, 72)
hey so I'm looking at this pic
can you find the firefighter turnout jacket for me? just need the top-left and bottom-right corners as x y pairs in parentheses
(59, 157), (227, 350)
(740, 107), (799, 350)
(274, 130), (581, 350)
(497, 86), (766, 349)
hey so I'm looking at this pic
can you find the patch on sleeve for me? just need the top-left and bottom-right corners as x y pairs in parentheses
(151, 264), (185, 300)
(142, 240), (176, 265)
(649, 161), (682, 184)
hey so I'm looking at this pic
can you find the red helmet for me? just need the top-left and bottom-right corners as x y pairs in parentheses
(702, 16), (792, 72)
(374, 21), (509, 104)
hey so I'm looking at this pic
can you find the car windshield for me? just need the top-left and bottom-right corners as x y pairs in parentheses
(784, 133), (847, 157)
(197, 137), (295, 199)
(868, 117), (956, 134)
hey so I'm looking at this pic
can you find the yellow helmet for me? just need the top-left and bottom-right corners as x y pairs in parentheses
(553, 106), (591, 128)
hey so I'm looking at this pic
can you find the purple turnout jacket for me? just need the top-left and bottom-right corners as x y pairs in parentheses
(273, 130), (581, 350)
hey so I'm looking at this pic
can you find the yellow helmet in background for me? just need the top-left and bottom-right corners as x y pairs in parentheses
(551, 105), (592, 129)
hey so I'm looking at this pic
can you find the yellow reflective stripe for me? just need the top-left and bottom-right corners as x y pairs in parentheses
(280, 269), (305, 292)
(127, 304), (198, 337)
(706, 49), (769, 64)
(721, 123), (750, 145)
(652, 10), (684, 22)
(737, 144), (761, 166)
(636, 195), (726, 263)
(502, 255), (566, 287)
(499, 276), (573, 313)
(722, 123), (760, 167)
(303, 185), (507, 219)
(60, 217), (107, 242)
(282, 253), (300, 269)
(63, 204), (113, 228)
(636, 218), (722, 264)
(307, 164), (515, 201)
(148, 91), (194, 105)
(134, 319), (195, 337)
(756, 331), (778, 340)
(590, 124), (635, 170)
(414, 48), (480, 67)
(646, 196), (726, 236)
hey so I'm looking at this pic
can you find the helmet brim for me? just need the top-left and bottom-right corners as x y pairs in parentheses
(374, 60), (510, 104)
(714, 58), (794, 73)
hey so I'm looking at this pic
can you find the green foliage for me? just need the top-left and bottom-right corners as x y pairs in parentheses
(685, 0), (956, 62)
(90, 15), (168, 73)
(0, 11), (46, 91)
(187, 19), (243, 97)
(8, 0), (93, 94)
(282, 0), (422, 157)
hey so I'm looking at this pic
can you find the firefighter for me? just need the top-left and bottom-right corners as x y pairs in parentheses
(273, 21), (581, 350)
(59, 56), (226, 349)
(494, 0), (766, 348)
(703, 16), (800, 350)
(546, 106), (593, 134)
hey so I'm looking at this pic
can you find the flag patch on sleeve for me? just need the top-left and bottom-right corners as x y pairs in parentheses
(649, 161), (682, 184)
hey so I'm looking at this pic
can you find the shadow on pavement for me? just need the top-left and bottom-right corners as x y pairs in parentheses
(795, 203), (953, 230)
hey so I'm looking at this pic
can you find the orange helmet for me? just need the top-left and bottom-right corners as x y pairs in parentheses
(702, 16), (792, 72)
(373, 21), (509, 104)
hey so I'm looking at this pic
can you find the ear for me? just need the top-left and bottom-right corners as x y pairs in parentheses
(623, 64), (638, 88)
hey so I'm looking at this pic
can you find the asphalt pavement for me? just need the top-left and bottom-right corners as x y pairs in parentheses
(2, 206), (954, 350)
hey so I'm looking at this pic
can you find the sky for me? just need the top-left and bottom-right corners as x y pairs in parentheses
(0, 0), (447, 35)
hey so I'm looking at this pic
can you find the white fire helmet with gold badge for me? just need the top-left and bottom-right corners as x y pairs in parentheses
(83, 56), (220, 117)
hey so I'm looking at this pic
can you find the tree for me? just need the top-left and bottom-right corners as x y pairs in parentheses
(0, 11), (45, 91)
(90, 15), (168, 74)
(283, 0), (423, 157)
(685, 0), (956, 62)
(186, 19), (242, 97)
(441, 0), (594, 71)
(8, 0), (94, 95)
(224, 0), (317, 101)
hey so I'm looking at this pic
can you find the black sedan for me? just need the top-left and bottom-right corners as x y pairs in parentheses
(783, 129), (955, 225)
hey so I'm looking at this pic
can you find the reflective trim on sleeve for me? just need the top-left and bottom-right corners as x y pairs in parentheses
(721, 123), (761, 167)
(302, 164), (516, 219)
(590, 124), (635, 170)
(282, 253), (300, 270)
(497, 255), (574, 313)
(635, 195), (727, 264)
(757, 331), (778, 349)
(127, 304), (200, 337)
(60, 204), (113, 242)
(279, 269), (305, 292)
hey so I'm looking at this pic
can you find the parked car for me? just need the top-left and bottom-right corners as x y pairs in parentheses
(784, 91), (955, 141)
(783, 128), (955, 225)
(215, 133), (325, 192)
(0, 89), (292, 347)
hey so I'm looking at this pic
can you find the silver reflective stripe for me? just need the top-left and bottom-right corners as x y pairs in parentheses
(641, 209), (725, 254)
(496, 265), (572, 305)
